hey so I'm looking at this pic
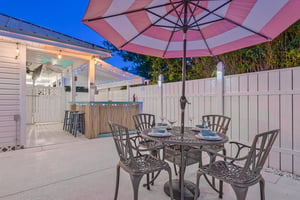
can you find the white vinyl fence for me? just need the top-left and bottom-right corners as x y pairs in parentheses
(106, 66), (300, 176)
(26, 86), (65, 124)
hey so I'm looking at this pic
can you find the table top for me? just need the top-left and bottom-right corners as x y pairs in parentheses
(142, 126), (228, 146)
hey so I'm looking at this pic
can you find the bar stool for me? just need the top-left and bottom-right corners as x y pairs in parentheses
(71, 112), (85, 137)
(63, 110), (70, 131)
(68, 111), (78, 133)
(63, 110), (76, 132)
(78, 112), (85, 135)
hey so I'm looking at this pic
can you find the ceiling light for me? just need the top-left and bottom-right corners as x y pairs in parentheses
(16, 43), (20, 54)
(57, 50), (62, 59)
(15, 43), (20, 59)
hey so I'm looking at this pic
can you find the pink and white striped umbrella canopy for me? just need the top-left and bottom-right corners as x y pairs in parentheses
(82, 0), (300, 58)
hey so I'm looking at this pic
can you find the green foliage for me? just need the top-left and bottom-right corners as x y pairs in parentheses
(103, 21), (299, 83)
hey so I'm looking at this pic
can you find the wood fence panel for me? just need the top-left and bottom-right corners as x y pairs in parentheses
(268, 71), (281, 168)
(239, 75), (249, 143)
(293, 68), (300, 174)
(269, 95), (280, 169)
(293, 94), (300, 175)
(280, 70), (293, 173)
(230, 76), (240, 142)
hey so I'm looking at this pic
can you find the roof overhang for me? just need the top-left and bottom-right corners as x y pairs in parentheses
(0, 29), (111, 59)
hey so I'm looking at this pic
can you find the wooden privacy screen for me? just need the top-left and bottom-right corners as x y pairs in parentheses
(75, 103), (140, 139)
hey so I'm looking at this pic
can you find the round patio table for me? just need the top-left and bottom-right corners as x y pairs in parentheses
(142, 126), (228, 200)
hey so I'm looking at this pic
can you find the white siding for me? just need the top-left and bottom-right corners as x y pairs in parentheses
(0, 42), (21, 149)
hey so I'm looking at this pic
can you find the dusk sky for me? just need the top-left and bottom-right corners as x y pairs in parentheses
(0, 0), (128, 68)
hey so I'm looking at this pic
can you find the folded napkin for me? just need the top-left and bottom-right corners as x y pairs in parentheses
(201, 129), (216, 136)
(156, 123), (168, 127)
(196, 124), (208, 129)
(152, 128), (166, 133)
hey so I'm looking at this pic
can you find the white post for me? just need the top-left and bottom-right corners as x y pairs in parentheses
(158, 74), (164, 120)
(18, 44), (26, 147)
(127, 85), (130, 101)
(216, 61), (225, 114)
(107, 88), (110, 101)
(70, 65), (76, 102)
(88, 56), (96, 102)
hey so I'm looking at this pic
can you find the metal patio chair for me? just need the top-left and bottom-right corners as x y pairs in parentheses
(132, 113), (165, 188)
(132, 113), (161, 155)
(108, 121), (174, 200)
(200, 115), (231, 192)
(194, 129), (279, 200)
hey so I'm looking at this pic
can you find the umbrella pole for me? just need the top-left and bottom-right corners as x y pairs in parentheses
(179, 28), (187, 200)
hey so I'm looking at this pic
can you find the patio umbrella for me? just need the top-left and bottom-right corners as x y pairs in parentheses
(82, 0), (299, 135)
(82, 0), (299, 199)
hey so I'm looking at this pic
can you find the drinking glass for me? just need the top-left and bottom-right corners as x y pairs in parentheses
(160, 116), (166, 122)
(167, 119), (177, 128)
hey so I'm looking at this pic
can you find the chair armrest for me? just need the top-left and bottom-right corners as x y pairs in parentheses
(201, 147), (248, 169)
(230, 141), (252, 149)
(229, 141), (261, 159)
(203, 147), (249, 162)
(129, 135), (162, 153)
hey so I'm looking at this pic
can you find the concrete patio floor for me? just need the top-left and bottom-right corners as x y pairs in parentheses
(0, 124), (299, 200)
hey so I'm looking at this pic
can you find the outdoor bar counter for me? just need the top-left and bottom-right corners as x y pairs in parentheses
(69, 101), (142, 139)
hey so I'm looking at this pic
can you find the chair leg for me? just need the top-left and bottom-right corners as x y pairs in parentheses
(259, 177), (265, 200)
(166, 167), (174, 200)
(219, 180), (223, 198)
(130, 175), (143, 200)
(231, 185), (248, 200)
(146, 174), (150, 190)
(173, 163), (178, 176)
(194, 171), (202, 200)
(151, 172), (154, 185)
(114, 165), (120, 200)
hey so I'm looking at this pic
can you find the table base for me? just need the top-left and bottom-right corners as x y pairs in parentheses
(163, 179), (199, 200)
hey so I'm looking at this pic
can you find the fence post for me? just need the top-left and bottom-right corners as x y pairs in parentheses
(216, 61), (225, 114)
(127, 85), (130, 101)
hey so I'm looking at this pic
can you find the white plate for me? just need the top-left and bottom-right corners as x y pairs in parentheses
(191, 127), (201, 132)
(148, 132), (173, 137)
(195, 133), (222, 141)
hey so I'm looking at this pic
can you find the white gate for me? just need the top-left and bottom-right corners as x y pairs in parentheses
(26, 86), (64, 124)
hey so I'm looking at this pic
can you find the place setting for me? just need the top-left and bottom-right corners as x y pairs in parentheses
(192, 121), (222, 141)
(148, 117), (177, 137)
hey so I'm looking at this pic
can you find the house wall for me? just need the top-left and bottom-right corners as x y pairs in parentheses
(105, 66), (300, 175)
(0, 41), (26, 152)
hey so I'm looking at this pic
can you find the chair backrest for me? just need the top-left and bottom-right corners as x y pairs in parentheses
(108, 121), (135, 163)
(202, 115), (231, 134)
(243, 129), (279, 175)
(133, 113), (155, 133)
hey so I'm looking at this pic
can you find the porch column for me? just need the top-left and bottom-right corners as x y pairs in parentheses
(88, 56), (95, 101)
(216, 61), (225, 114)
(19, 43), (26, 146)
(70, 65), (76, 102)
